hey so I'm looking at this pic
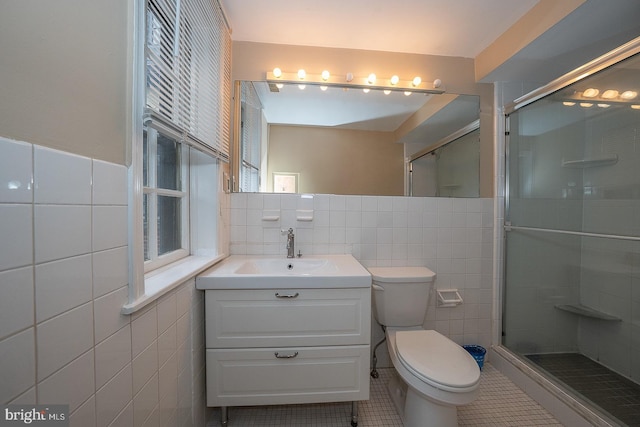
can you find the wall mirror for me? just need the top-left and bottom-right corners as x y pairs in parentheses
(232, 80), (480, 196)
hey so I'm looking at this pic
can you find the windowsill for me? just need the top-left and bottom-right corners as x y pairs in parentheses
(122, 253), (226, 314)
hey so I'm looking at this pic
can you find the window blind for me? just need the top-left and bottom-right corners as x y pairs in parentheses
(145, 0), (231, 161)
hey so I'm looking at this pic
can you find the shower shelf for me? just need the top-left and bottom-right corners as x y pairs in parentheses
(555, 303), (620, 321)
(561, 155), (618, 168)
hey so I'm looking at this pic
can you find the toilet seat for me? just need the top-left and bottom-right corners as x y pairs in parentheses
(395, 330), (480, 392)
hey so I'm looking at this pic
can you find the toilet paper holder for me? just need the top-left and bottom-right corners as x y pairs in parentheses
(436, 289), (463, 307)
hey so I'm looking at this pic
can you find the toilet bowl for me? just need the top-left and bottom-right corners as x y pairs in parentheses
(369, 267), (481, 427)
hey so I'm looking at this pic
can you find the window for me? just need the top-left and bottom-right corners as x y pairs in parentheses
(143, 128), (189, 271)
(126, 0), (231, 311)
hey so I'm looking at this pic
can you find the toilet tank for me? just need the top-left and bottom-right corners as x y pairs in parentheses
(368, 267), (435, 327)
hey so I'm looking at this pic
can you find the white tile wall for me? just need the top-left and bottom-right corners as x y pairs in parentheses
(0, 138), (32, 203)
(229, 192), (495, 367)
(0, 137), (210, 427)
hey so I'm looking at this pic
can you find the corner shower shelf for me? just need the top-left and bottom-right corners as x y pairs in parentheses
(561, 155), (618, 168)
(555, 303), (621, 321)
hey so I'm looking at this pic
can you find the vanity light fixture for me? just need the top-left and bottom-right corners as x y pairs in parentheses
(266, 69), (445, 94)
(621, 90), (638, 100)
(601, 90), (618, 99)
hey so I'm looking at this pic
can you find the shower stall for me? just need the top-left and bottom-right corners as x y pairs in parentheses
(502, 37), (640, 426)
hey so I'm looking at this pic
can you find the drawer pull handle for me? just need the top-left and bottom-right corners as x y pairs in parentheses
(275, 292), (299, 299)
(274, 351), (299, 359)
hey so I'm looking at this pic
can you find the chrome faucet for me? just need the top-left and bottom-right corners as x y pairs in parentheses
(286, 228), (295, 258)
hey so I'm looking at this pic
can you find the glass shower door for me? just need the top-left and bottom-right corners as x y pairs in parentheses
(503, 46), (640, 425)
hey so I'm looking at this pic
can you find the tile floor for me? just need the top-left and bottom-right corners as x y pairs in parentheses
(527, 353), (640, 427)
(208, 363), (563, 426)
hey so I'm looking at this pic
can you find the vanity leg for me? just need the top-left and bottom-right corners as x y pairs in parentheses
(220, 406), (228, 426)
(350, 401), (358, 427)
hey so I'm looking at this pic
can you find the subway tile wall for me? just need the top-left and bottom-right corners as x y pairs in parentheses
(0, 138), (209, 427)
(230, 192), (495, 366)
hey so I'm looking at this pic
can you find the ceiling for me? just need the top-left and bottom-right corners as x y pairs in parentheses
(220, 0), (540, 58)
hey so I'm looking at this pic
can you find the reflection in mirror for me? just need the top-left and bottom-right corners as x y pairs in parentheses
(234, 81), (480, 196)
(409, 121), (480, 197)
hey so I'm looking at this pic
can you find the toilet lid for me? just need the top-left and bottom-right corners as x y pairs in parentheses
(395, 330), (480, 389)
(368, 267), (435, 283)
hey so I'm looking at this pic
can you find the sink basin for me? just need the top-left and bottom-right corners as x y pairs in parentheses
(196, 254), (371, 289)
(234, 258), (332, 275)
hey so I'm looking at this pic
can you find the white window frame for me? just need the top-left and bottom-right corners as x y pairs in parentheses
(143, 127), (190, 273)
(124, 0), (229, 314)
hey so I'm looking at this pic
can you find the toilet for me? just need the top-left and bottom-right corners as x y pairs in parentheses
(369, 266), (481, 427)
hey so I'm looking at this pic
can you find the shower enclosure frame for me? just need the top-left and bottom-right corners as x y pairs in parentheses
(499, 35), (640, 426)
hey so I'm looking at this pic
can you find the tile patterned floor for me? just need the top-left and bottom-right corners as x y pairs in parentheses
(208, 363), (563, 426)
(527, 353), (640, 427)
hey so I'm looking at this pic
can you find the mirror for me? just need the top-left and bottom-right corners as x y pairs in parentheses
(233, 80), (480, 196)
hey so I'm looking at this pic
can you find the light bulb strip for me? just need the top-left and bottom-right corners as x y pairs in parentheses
(562, 91), (639, 105)
(266, 70), (445, 94)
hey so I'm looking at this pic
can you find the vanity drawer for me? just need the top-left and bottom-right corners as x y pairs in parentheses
(206, 345), (370, 407)
(205, 288), (371, 348)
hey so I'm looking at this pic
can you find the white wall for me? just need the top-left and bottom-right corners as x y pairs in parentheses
(0, 138), (209, 427)
(229, 192), (495, 366)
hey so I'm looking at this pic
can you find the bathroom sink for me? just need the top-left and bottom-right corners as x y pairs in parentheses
(196, 254), (371, 289)
(234, 258), (331, 275)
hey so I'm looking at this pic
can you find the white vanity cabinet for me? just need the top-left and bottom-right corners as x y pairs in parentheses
(204, 287), (371, 407)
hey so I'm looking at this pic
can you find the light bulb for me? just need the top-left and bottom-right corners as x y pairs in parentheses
(390, 75), (399, 85)
(621, 90), (638, 100)
(321, 70), (330, 81)
(601, 90), (618, 99)
(272, 67), (282, 78)
(582, 88), (599, 98)
(367, 73), (376, 85)
(412, 76), (422, 87)
(297, 69), (306, 80)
